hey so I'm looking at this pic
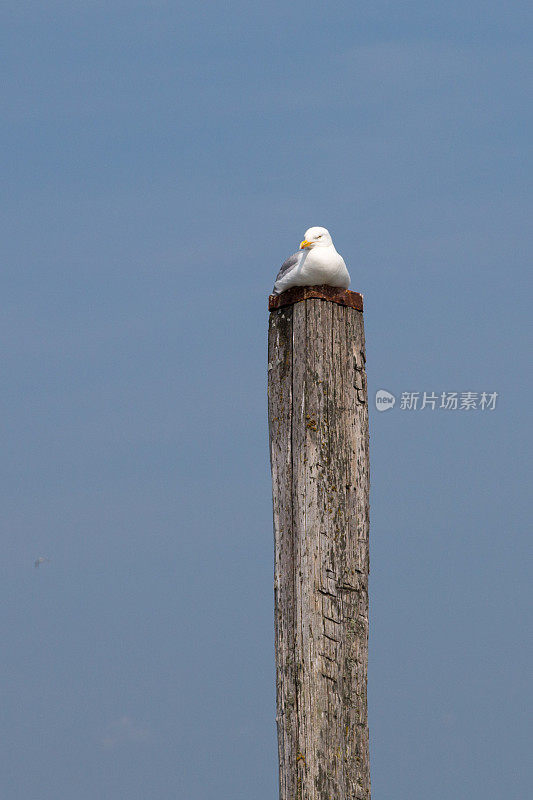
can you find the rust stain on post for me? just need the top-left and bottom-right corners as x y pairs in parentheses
(268, 285), (363, 312)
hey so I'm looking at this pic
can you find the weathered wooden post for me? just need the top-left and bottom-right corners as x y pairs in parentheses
(268, 285), (370, 800)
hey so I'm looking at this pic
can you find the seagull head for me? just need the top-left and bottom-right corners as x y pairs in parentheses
(299, 226), (333, 249)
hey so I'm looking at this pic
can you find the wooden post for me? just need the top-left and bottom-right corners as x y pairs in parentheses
(268, 286), (370, 800)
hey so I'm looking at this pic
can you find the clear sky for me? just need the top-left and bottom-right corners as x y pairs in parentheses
(1, 2), (531, 799)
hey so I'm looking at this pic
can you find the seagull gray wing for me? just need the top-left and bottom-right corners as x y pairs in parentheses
(273, 249), (308, 294)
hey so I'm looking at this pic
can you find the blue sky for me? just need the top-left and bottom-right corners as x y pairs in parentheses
(1, 2), (531, 798)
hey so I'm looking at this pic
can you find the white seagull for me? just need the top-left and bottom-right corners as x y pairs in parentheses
(273, 226), (350, 295)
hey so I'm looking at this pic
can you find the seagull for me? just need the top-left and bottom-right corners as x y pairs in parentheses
(272, 226), (350, 295)
(34, 556), (51, 568)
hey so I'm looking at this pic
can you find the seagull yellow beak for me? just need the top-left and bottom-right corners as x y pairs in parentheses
(299, 239), (312, 249)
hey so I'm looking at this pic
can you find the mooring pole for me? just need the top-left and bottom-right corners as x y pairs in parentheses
(268, 285), (370, 800)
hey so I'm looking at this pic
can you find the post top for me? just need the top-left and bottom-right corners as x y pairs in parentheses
(268, 285), (363, 312)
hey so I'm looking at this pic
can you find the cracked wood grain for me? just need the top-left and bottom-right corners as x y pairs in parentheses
(268, 299), (370, 800)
